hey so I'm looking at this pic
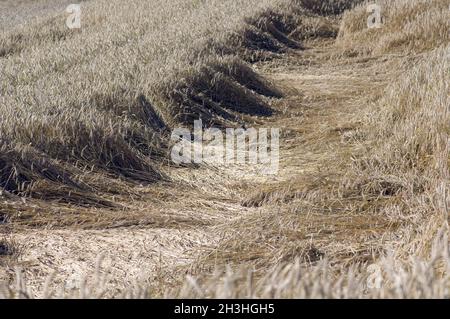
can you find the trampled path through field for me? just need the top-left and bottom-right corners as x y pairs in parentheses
(9, 39), (403, 297)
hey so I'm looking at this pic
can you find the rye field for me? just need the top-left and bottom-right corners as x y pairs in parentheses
(0, 0), (449, 298)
